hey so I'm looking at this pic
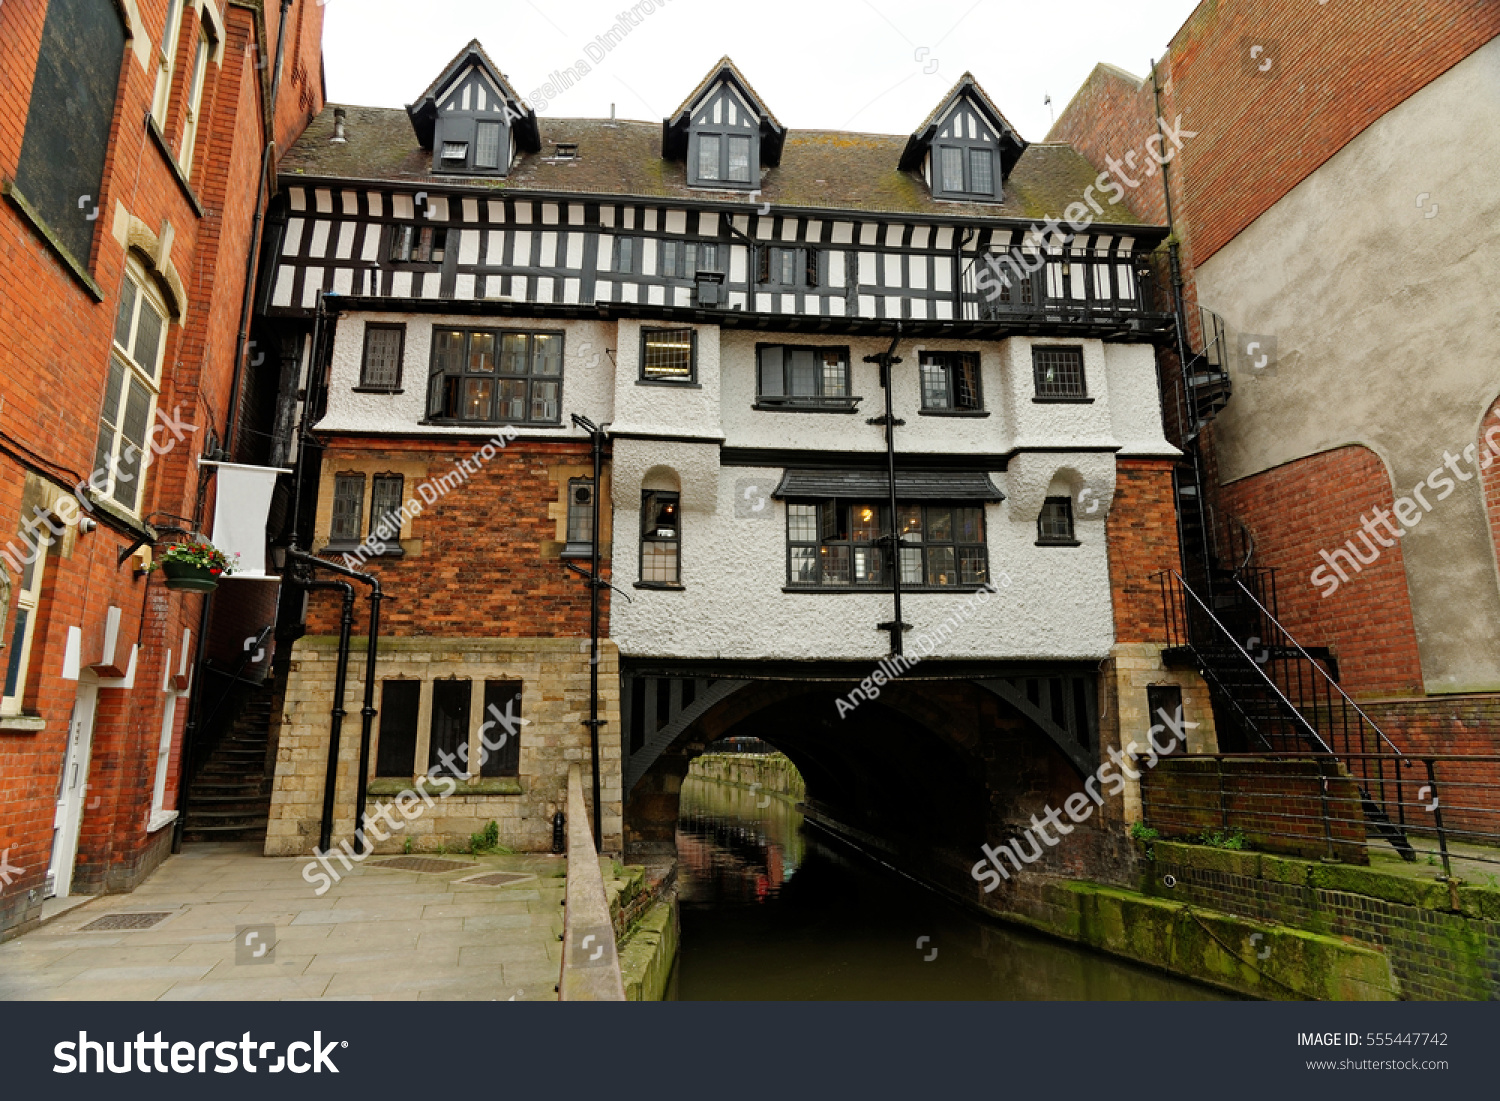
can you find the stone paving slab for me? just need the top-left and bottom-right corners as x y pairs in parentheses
(0, 842), (568, 1001)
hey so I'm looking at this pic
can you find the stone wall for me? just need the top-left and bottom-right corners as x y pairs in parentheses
(266, 636), (622, 857)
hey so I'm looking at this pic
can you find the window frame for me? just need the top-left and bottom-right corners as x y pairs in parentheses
(638, 327), (698, 385)
(612, 236), (637, 274)
(388, 225), (447, 265)
(659, 240), (721, 281)
(2, 538), (48, 715)
(1032, 345), (1090, 401)
(358, 323), (406, 391)
(177, 8), (219, 179)
(563, 477), (595, 559)
(690, 130), (757, 189)
(918, 351), (985, 414)
(374, 679), (422, 778)
(756, 246), (820, 289)
(368, 473), (406, 555)
(425, 327), (565, 427)
(151, 0), (186, 128)
(1037, 496), (1079, 546)
(638, 489), (682, 588)
(785, 500), (989, 591)
(150, 691), (181, 826)
(95, 262), (168, 516)
(754, 344), (857, 411)
(328, 472), (366, 548)
(933, 142), (998, 199)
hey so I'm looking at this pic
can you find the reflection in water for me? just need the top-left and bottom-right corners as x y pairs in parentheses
(674, 775), (1230, 1001)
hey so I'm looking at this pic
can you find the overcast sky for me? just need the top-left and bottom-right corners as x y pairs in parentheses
(322, 0), (1201, 142)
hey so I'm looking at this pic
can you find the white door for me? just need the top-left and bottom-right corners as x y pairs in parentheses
(47, 683), (98, 899)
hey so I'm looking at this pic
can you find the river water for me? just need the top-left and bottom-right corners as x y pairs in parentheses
(671, 775), (1230, 1001)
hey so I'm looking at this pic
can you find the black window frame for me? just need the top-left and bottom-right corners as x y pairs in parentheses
(388, 224), (447, 265)
(660, 240), (722, 280)
(425, 327), (565, 426)
(638, 489), (682, 588)
(612, 235), (637, 274)
(1037, 497), (1079, 546)
(374, 679), (422, 778)
(1032, 346), (1089, 401)
(427, 679), (472, 777)
(329, 472), (366, 548)
(785, 500), (989, 591)
(690, 129), (756, 189)
(918, 351), (984, 414)
(754, 344), (858, 412)
(368, 473), (405, 556)
(756, 245), (820, 288)
(479, 680), (523, 778)
(638, 327), (698, 385)
(934, 142), (998, 200)
(563, 477), (595, 559)
(358, 323), (406, 392)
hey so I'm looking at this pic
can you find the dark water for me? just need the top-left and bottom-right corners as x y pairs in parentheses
(671, 775), (1229, 1001)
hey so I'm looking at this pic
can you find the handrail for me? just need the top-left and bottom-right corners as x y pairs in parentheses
(1159, 570), (1333, 754)
(558, 762), (626, 1001)
(1228, 577), (1404, 757)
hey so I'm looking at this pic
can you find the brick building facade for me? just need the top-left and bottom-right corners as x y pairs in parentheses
(0, 0), (324, 940)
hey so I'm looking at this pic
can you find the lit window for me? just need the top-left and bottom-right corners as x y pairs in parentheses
(640, 490), (680, 585)
(640, 328), (695, 383)
(95, 264), (167, 513)
(427, 328), (563, 425)
(787, 502), (987, 588)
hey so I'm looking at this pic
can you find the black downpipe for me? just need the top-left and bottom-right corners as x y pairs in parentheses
(863, 328), (905, 656)
(287, 548), (383, 855)
(299, 578), (355, 853)
(587, 427), (603, 851)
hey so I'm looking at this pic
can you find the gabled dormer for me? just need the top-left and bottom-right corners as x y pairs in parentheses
(406, 40), (541, 177)
(900, 73), (1027, 203)
(662, 58), (786, 190)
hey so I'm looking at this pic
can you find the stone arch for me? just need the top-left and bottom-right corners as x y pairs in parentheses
(118, 214), (187, 319)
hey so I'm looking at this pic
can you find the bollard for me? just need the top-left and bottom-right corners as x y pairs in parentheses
(552, 811), (566, 854)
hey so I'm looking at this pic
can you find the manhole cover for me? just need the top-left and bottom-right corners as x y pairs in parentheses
(456, 872), (533, 888)
(79, 912), (173, 931)
(368, 857), (478, 874)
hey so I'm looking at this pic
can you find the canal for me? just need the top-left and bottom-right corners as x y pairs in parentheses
(671, 773), (1230, 1000)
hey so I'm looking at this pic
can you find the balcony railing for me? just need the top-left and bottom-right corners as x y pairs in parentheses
(960, 250), (1173, 324)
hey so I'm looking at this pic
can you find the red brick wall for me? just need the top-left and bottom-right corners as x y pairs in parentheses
(1046, 62), (1168, 228)
(303, 439), (612, 642)
(0, 0), (324, 933)
(1216, 446), (1424, 699)
(1106, 458), (1181, 645)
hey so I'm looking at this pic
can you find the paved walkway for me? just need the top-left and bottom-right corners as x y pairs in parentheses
(0, 843), (566, 1000)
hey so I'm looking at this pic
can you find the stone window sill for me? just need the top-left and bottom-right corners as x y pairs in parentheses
(0, 713), (46, 732)
(147, 809), (179, 833)
(368, 777), (522, 797)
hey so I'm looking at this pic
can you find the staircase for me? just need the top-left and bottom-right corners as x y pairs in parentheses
(181, 686), (275, 843)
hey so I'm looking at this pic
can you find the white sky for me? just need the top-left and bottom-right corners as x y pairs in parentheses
(322, 0), (1201, 142)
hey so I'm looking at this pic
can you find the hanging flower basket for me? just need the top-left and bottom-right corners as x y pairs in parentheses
(150, 541), (239, 593)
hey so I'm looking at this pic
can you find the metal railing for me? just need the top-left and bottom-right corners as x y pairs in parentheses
(1141, 753), (1500, 879)
(960, 251), (1174, 323)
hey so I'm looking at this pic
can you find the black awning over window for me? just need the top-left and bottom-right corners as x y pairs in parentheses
(771, 469), (1005, 501)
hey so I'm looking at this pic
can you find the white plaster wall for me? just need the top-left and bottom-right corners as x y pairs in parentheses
(1194, 38), (1500, 693)
(316, 312), (616, 439)
(608, 319), (724, 440)
(608, 453), (1116, 661)
(1104, 343), (1178, 457)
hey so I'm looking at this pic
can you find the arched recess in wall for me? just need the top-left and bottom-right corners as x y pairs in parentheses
(118, 214), (188, 320)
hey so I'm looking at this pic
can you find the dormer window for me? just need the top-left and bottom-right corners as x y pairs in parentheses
(939, 146), (995, 196)
(553, 142), (577, 160)
(664, 59), (785, 191)
(407, 41), (540, 177)
(901, 75), (1026, 204)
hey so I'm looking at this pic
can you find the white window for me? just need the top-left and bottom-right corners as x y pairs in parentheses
(178, 23), (211, 175)
(95, 263), (168, 514)
(441, 141), (469, 163)
(150, 693), (180, 827)
(2, 544), (46, 715)
(150, 0), (185, 128)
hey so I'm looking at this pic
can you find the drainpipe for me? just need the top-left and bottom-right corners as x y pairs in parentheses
(863, 326), (906, 656)
(299, 577), (355, 853)
(570, 415), (608, 852)
(287, 548), (383, 856)
(225, 0), (295, 451)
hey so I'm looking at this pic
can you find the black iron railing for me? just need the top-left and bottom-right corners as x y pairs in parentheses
(961, 251), (1174, 323)
(1141, 753), (1500, 878)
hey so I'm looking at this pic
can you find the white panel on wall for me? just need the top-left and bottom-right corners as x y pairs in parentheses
(564, 278), (581, 303)
(513, 201), (533, 224)
(912, 226), (931, 249)
(620, 282), (638, 303)
(935, 299), (953, 320)
(513, 230), (532, 265)
(860, 224), (878, 245)
(934, 262), (952, 293)
(287, 187), (306, 211)
(391, 271), (412, 297)
(643, 209), (657, 231)
(367, 192), (383, 218)
(756, 292), (772, 312)
(859, 294), (878, 316)
(621, 207), (635, 230)
(698, 212), (718, 236)
(934, 227), (953, 250)
(282, 218), (304, 256)
(569, 204), (585, 225)
(393, 194), (414, 220)
(730, 246), (747, 282)
(642, 239), (657, 277)
(308, 221), (331, 258)
(827, 251), (845, 288)
(542, 203), (560, 224)
(779, 221), (797, 241)
(754, 218), (774, 241)
(806, 219), (822, 242)
(910, 298), (927, 320)
(884, 295), (901, 317)
(301, 267), (323, 308)
(595, 280), (613, 302)
(665, 210), (687, 234)
(648, 284), (665, 305)
(728, 291), (746, 310)
(535, 276), (555, 302)
(341, 190), (359, 214)
(315, 189), (333, 213)
(511, 275), (529, 299)
(909, 258), (928, 290)
(566, 234), (585, 269)
(332, 268), (354, 296)
(459, 230), (480, 265)
(829, 297), (846, 317)
(883, 255), (902, 287)
(455, 273), (476, 299)
(540, 231), (558, 268)
(831, 221), (854, 243)
(361, 226), (380, 263)
(271, 266), (294, 307)
(598, 235), (614, 270)
(600, 205), (616, 228)
(427, 196), (450, 222)
(462, 198), (479, 222)
(335, 222), (355, 260)
(421, 273), (441, 298)
(884, 225), (903, 248)
(674, 286), (691, 307)
(858, 253), (876, 284)
(486, 230), (506, 263)
(780, 293), (795, 313)
(487, 200), (506, 222)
